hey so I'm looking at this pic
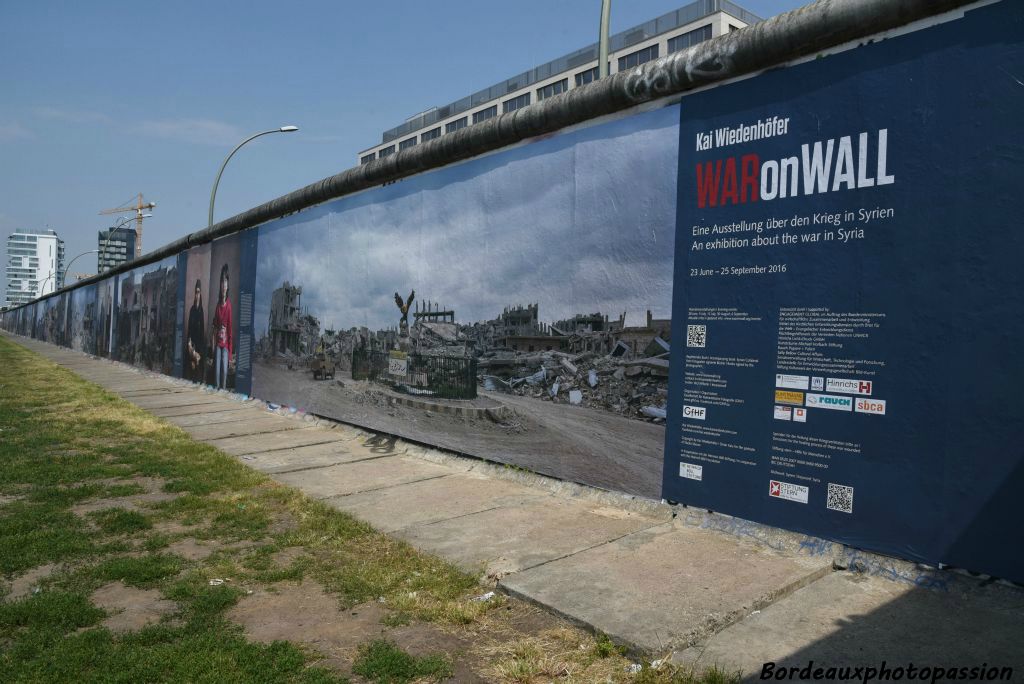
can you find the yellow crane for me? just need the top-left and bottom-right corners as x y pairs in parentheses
(99, 193), (156, 259)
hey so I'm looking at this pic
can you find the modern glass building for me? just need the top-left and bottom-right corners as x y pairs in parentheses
(97, 226), (137, 274)
(357, 0), (761, 164)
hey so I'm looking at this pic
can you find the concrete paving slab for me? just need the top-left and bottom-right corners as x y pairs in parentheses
(182, 416), (308, 441)
(280, 456), (457, 499)
(396, 498), (665, 577)
(207, 428), (348, 456)
(54, 367), (134, 382)
(131, 393), (236, 409)
(105, 386), (182, 397)
(327, 472), (548, 532)
(78, 377), (153, 387)
(673, 572), (1024, 679)
(232, 441), (381, 474)
(91, 382), (159, 392)
(116, 388), (187, 397)
(106, 384), (179, 393)
(149, 402), (257, 418)
(165, 409), (274, 428)
(500, 523), (832, 655)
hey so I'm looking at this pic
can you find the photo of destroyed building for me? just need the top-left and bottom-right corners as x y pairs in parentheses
(115, 257), (177, 373)
(95, 278), (114, 358)
(251, 106), (678, 497)
(67, 284), (97, 355)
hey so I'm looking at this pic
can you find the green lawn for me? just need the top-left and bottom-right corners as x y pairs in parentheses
(0, 337), (480, 682)
(0, 336), (740, 683)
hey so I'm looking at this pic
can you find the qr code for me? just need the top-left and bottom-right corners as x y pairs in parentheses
(687, 324), (707, 348)
(827, 483), (854, 513)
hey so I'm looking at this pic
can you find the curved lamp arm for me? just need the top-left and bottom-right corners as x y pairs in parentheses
(62, 250), (99, 285)
(208, 126), (298, 228)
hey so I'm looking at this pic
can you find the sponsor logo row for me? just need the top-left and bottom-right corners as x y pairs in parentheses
(678, 467), (854, 514)
(773, 390), (886, 416)
(776, 374), (873, 396)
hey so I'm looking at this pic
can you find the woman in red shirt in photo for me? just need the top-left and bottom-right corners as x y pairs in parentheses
(212, 264), (233, 389)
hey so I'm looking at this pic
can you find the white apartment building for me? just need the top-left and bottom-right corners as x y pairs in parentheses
(358, 0), (760, 164)
(5, 228), (65, 307)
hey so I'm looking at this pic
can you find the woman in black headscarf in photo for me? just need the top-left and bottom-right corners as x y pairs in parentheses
(186, 279), (206, 383)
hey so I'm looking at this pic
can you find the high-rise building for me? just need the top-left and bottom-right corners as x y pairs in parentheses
(97, 226), (137, 274)
(5, 228), (65, 307)
(357, 0), (760, 164)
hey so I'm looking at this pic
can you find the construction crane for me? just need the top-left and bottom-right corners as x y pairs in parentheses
(99, 193), (156, 260)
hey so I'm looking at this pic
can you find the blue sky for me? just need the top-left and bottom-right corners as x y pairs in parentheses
(0, 0), (804, 278)
(254, 105), (679, 333)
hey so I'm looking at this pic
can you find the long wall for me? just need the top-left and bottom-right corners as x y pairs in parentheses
(4, 0), (1022, 583)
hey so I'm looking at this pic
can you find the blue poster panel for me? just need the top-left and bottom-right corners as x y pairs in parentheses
(663, 2), (1024, 581)
(177, 230), (258, 395)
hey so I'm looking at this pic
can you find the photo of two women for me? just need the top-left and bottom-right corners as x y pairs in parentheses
(181, 236), (241, 390)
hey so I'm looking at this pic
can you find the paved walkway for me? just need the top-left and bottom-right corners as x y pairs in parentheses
(6, 331), (1024, 676)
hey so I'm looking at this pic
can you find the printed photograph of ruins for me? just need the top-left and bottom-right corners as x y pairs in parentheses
(251, 109), (678, 496)
(116, 257), (178, 375)
(67, 283), (98, 355)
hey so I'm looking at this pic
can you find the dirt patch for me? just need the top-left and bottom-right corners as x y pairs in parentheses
(387, 623), (489, 683)
(71, 491), (181, 517)
(166, 538), (218, 561)
(70, 476), (179, 517)
(490, 600), (564, 637)
(6, 563), (59, 600)
(95, 476), (168, 492)
(269, 547), (305, 567)
(0, 494), (24, 506)
(223, 540), (259, 553)
(227, 580), (387, 671)
(152, 520), (202, 535)
(91, 581), (177, 632)
(267, 511), (298, 536)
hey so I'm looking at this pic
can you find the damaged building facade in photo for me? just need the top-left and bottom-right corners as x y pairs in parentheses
(251, 105), (678, 496)
(268, 281), (304, 355)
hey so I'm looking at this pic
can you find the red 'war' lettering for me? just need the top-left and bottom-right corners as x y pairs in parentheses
(696, 160), (722, 208)
(741, 153), (760, 203)
(720, 158), (739, 204)
(697, 154), (761, 208)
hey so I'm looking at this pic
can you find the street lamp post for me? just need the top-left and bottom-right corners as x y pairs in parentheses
(38, 271), (56, 297)
(100, 214), (151, 273)
(63, 250), (100, 285)
(208, 125), (299, 228)
(598, 0), (612, 79)
(37, 248), (96, 296)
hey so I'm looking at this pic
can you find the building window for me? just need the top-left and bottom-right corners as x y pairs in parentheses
(577, 65), (606, 87)
(502, 93), (531, 114)
(472, 105), (497, 124)
(618, 44), (659, 71)
(378, 145), (395, 158)
(399, 137), (417, 151)
(360, 153), (376, 165)
(421, 127), (441, 142)
(667, 25), (712, 53)
(445, 117), (468, 134)
(575, 66), (600, 87)
(537, 78), (569, 101)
